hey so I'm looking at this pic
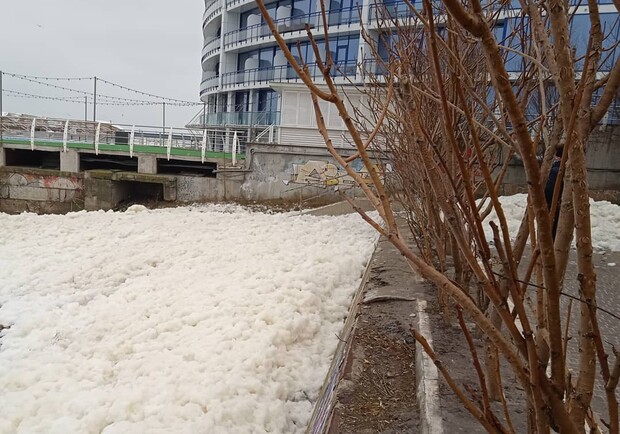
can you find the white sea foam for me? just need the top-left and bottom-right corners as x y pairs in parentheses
(0, 205), (377, 434)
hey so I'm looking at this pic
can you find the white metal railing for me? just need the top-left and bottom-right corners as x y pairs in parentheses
(2, 117), (248, 157)
(225, 0), (254, 10)
(200, 75), (220, 95)
(203, 0), (222, 28)
(254, 124), (276, 143)
(201, 37), (221, 61)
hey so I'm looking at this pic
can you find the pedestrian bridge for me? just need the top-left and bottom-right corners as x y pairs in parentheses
(0, 114), (277, 174)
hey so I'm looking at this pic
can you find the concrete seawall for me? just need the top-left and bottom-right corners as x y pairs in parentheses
(0, 167), (246, 214)
(0, 167), (84, 214)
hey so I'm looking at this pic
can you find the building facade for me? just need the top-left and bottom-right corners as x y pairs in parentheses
(200, 0), (620, 147)
(200, 0), (367, 142)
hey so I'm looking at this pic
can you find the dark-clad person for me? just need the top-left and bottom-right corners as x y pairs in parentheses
(544, 147), (563, 238)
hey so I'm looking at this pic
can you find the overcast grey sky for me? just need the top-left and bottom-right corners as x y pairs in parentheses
(0, 1), (204, 127)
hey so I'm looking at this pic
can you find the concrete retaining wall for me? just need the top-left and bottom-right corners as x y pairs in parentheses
(501, 125), (620, 202)
(0, 167), (245, 214)
(176, 173), (244, 202)
(239, 144), (363, 202)
(0, 167), (84, 214)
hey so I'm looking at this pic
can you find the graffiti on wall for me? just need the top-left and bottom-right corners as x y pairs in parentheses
(3, 173), (83, 202)
(286, 159), (384, 188)
(8, 173), (82, 190)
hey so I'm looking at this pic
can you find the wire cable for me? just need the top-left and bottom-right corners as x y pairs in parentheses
(2, 71), (203, 107)
(4, 89), (85, 102)
(4, 73), (93, 81)
(3, 89), (196, 106)
(96, 77), (201, 105)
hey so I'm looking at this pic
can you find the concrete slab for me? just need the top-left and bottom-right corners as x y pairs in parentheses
(60, 149), (80, 172)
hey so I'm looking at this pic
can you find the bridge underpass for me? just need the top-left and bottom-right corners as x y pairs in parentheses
(0, 114), (257, 212)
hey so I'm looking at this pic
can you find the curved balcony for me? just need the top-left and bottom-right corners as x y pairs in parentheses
(221, 61), (358, 89)
(201, 37), (221, 63)
(203, 0), (223, 29)
(223, 9), (360, 49)
(225, 0), (255, 11)
(200, 75), (220, 95)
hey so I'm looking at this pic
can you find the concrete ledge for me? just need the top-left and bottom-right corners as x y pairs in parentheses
(0, 166), (85, 180)
(85, 170), (175, 184)
(416, 300), (444, 434)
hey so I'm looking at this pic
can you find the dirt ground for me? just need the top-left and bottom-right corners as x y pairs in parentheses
(323, 227), (532, 433)
(327, 238), (421, 433)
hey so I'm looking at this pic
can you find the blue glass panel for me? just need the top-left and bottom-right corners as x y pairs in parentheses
(502, 16), (530, 73)
(600, 13), (620, 72)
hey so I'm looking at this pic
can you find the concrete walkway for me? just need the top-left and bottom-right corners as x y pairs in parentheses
(305, 201), (441, 433)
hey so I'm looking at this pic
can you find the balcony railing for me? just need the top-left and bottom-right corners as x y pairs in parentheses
(202, 111), (281, 126)
(223, 8), (360, 47)
(367, 0), (597, 21)
(225, 0), (257, 10)
(221, 61), (358, 88)
(201, 37), (221, 62)
(202, 0), (222, 28)
(200, 75), (220, 94)
(360, 59), (390, 76)
(368, 1), (419, 22)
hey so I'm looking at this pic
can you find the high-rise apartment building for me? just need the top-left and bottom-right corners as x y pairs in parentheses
(200, 0), (620, 146)
(200, 0), (366, 146)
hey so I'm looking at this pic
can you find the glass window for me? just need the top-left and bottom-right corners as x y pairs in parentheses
(240, 11), (252, 28)
(292, 0), (312, 16)
(377, 32), (398, 61)
(502, 16), (530, 73)
(492, 21), (506, 45)
(235, 92), (250, 112)
(570, 14), (590, 70)
(259, 47), (276, 68)
(601, 13), (620, 71)
(238, 51), (255, 71)
(257, 89), (278, 112)
(217, 93), (227, 113)
(345, 36), (359, 61)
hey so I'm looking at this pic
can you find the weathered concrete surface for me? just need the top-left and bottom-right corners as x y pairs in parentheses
(84, 171), (178, 211)
(1, 165), (244, 213)
(138, 155), (157, 174)
(241, 146), (332, 202)
(307, 235), (422, 434)
(176, 172), (243, 202)
(84, 176), (126, 211)
(416, 300), (443, 434)
(0, 167), (84, 213)
(304, 203), (423, 434)
(60, 149), (80, 172)
(0, 146), (5, 167)
(240, 144), (365, 203)
(501, 125), (620, 203)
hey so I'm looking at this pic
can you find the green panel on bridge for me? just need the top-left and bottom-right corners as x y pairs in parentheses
(1, 138), (245, 160)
